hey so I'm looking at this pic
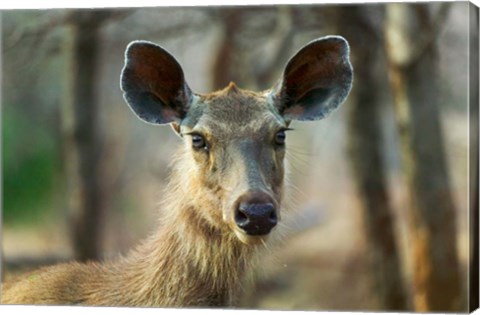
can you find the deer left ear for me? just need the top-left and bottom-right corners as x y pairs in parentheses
(120, 41), (193, 125)
(271, 36), (353, 121)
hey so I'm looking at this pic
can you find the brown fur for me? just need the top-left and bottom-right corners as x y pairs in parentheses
(1, 86), (281, 307)
(2, 36), (353, 307)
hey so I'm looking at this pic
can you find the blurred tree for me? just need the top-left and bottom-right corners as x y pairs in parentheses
(211, 6), (287, 90)
(3, 9), (135, 266)
(335, 6), (408, 310)
(62, 11), (108, 262)
(471, 159), (479, 311)
(385, 3), (462, 311)
(62, 10), (130, 261)
(468, 4), (479, 310)
(212, 8), (245, 89)
(2, 12), (66, 227)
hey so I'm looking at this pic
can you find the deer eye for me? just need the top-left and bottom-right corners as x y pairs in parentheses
(191, 134), (208, 150)
(275, 130), (286, 146)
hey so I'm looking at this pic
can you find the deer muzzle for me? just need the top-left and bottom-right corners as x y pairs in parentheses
(234, 191), (278, 236)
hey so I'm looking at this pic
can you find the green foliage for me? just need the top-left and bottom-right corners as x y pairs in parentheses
(2, 105), (59, 225)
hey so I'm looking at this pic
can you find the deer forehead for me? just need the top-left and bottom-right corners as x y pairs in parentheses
(182, 85), (286, 138)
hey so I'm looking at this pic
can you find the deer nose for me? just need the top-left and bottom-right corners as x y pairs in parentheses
(234, 193), (278, 235)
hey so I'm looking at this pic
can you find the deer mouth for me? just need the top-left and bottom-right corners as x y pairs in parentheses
(232, 227), (274, 245)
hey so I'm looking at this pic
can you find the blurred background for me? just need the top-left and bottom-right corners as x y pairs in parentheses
(1, 2), (478, 312)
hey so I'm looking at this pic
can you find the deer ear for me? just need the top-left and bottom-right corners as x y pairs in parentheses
(271, 36), (353, 121)
(120, 41), (193, 125)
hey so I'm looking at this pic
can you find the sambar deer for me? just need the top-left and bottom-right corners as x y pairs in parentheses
(1, 36), (353, 307)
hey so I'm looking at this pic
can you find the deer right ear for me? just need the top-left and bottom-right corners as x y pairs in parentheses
(271, 36), (353, 121)
(120, 41), (193, 125)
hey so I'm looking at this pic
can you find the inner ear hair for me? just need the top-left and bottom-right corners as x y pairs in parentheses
(120, 40), (193, 125)
(272, 36), (353, 121)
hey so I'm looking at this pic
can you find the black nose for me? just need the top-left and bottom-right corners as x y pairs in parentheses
(235, 201), (278, 236)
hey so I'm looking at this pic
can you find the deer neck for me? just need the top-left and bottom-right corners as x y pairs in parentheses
(113, 156), (255, 307)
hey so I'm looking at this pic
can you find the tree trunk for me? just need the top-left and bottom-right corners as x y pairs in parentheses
(212, 9), (244, 90)
(62, 13), (106, 261)
(468, 3), (479, 311)
(385, 3), (462, 311)
(336, 6), (408, 310)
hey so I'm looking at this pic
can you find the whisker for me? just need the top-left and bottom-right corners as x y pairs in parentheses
(260, 238), (272, 254)
(287, 146), (319, 158)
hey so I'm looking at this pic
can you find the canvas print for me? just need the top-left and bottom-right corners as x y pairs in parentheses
(1, 1), (478, 313)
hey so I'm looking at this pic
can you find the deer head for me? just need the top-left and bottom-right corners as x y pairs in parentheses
(120, 36), (353, 245)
